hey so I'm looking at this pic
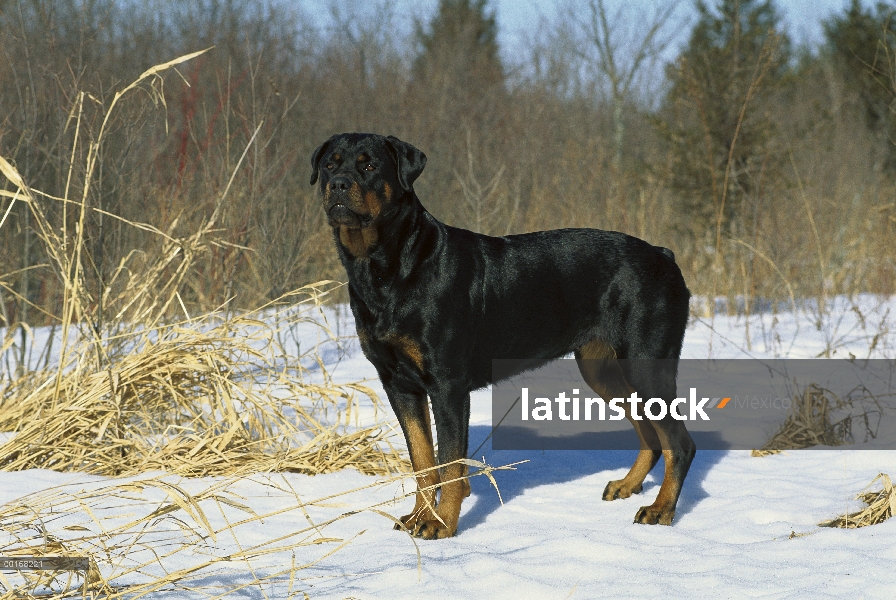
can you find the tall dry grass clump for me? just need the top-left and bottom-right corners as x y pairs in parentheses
(0, 50), (406, 479)
(0, 286), (406, 478)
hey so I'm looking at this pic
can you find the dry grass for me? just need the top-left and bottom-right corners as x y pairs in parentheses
(0, 284), (407, 478)
(819, 473), (896, 528)
(0, 458), (519, 598)
(0, 50), (407, 479)
(751, 383), (880, 456)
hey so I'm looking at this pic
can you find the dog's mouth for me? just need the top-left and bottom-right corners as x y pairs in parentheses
(327, 203), (363, 228)
(327, 202), (377, 229)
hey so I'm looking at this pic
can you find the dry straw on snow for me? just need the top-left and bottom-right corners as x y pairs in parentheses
(819, 473), (896, 528)
(0, 285), (407, 478)
(751, 383), (880, 457)
(0, 458), (516, 598)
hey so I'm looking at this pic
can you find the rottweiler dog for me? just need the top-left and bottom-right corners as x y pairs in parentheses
(310, 133), (695, 539)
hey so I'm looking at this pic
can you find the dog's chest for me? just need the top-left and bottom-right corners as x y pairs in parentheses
(351, 300), (426, 373)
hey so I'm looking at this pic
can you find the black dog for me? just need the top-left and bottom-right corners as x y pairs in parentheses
(310, 133), (695, 539)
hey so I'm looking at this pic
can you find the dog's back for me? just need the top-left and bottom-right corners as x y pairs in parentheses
(435, 226), (690, 385)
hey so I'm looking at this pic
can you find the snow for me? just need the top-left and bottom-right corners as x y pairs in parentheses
(2, 297), (896, 598)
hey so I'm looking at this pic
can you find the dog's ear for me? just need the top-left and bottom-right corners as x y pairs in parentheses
(385, 135), (427, 192)
(309, 136), (335, 185)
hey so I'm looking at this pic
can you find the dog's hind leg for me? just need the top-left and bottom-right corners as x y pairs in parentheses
(604, 419), (663, 501)
(631, 424), (694, 525)
(575, 339), (662, 501)
(626, 360), (696, 525)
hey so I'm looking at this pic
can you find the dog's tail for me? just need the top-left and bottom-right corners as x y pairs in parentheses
(655, 246), (676, 262)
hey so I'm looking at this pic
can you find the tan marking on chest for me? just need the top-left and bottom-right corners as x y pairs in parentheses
(384, 333), (425, 371)
(578, 338), (617, 360)
(339, 226), (378, 258)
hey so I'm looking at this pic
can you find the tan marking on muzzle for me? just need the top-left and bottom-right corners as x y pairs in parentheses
(364, 190), (383, 219)
(347, 181), (363, 205)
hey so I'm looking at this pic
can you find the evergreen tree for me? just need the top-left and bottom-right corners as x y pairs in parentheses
(412, 0), (504, 124)
(823, 0), (896, 170)
(660, 0), (790, 238)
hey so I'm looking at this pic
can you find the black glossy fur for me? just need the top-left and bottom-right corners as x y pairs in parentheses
(310, 132), (695, 539)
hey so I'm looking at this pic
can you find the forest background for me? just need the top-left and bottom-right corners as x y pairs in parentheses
(2, 0), (896, 350)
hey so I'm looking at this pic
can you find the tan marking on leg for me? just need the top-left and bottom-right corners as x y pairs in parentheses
(575, 338), (627, 403)
(653, 449), (679, 508)
(578, 338), (617, 360)
(576, 338), (663, 502)
(634, 432), (685, 526)
(430, 461), (468, 538)
(603, 416), (662, 500)
(398, 403), (469, 539)
(412, 461), (468, 539)
(399, 412), (441, 532)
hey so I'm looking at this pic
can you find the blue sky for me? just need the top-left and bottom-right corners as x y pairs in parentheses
(423, 0), (873, 55)
(298, 0), (877, 71)
(496, 1), (871, 52)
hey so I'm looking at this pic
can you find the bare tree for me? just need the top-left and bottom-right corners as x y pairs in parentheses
(572, 0), (684, 172)
(454, 130), (511, 234)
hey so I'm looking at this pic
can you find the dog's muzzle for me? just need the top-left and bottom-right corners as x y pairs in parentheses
(325, 175), (368, 227)
(327, 203), (363, 227)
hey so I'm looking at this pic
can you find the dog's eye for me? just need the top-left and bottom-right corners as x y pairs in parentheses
(325, 163), (334, 170)
(364, 164), (375, 172)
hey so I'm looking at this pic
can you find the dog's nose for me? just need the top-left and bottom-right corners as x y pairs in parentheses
(329, 176), (351, 192)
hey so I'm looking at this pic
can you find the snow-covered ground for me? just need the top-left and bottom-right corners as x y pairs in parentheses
(2, 298), (895, 598)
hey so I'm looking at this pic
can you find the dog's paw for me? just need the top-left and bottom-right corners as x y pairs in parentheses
(411, 518), (457, 539)
(395, 513), (456, 539)
(633, 504), (675, 525)
(394, 511), (424, 532)
(602, 479), (643, 501)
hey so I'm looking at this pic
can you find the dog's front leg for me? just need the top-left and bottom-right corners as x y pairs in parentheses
(408, 388), (472, 540)
(386, 386), (442, 534)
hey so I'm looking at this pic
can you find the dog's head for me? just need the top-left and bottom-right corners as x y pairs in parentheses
(309, 133), (426, 231)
